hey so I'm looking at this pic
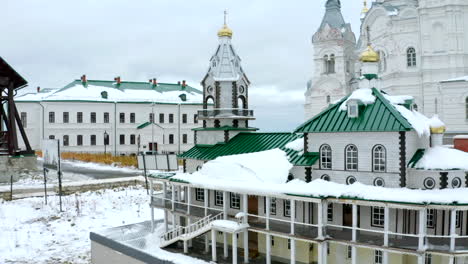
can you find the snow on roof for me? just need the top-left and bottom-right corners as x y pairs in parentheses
(428, 115), (445, 128)
(169, 148), (468, 205)
(211, 220), (249, 232)
(284, 138), (304, 152)
(393, 105), (431, 137)
(16, 89), (59, 101)
(339, 88), (376, 111)
(454, 135), (468, 140)
(442, 76), (468, 82)
(414, 146), (468, 170)
(383, 94), (413, 105)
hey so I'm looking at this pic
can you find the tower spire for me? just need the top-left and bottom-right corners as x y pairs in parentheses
(218, 10), (233, 38)
(224, 9), (227, 26)
(361, 0), (369, 14)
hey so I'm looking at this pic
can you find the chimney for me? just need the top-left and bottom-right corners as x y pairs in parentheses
(429, 115), (445, 147)
(454, 135), (468, 152)
(81, 74), (87, 83)
(37, 86), (40, 93)
(153, 78), (157, 86)
(182, 80), (187, 88)
(114, 76), (121, 84)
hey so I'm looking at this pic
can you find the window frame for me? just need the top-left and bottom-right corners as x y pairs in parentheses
(327, 203), (333, 222)
(195, 188), (205, 202)
(284, 200), (291, 217)
(149, 113), (154, 123)
(425, 253), (432, 264)
(371, 207), (385, 228)
(230, 193), (240, 209)
(270, 198), (277, 215)
(49, 112), (55, 123)
(169, 113), (174, 124)
(104, 112), (110, 123)
(90, 112), (96, 123)
(90, 135), (96, 146)
(77, 135), (83, 146)
(77, 112), (83, 123)
(407, 47), (417, 67)
(159, 113), (165, 123)
(194, 114), (198, 124)
(63, 112), (69, 123)
(373, 145), (387, 172)
(130, 134), (136, 145)
(182, 134), (188, 144)
(374, 250), (383, 264)
(119, 113), (125, 123)
(320, 144), (332, 170)
(119, 134), (125, 145)
(63, 135), (69, 146)
(130, 113), (136, 124)
(465, 97), (468, 120)
(345, 145), (358, 171)
(182, 113), (187, 124)
(427, 209), (436, 228)
(215, 191), (223, 207)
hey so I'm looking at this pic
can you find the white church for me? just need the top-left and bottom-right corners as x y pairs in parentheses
(304, 0), (468, 143)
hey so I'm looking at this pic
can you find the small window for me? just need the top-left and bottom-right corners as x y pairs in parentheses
(169, 134), (174, 144)
(169, 114), (174, 123)
(372, 207), (385, 227)
(407, 47), (417, 67)
(130, 134), (136, 145)
(373, 145), (386, 172)
(323, 55), (329, 74)
(63, 112), (69, 123)
(195, 188), (204, 202)
(270, 198), (277, 215)
(345, 145), (358, 171)
(49, 135), (55, 140)
(90, 112), (96, 123)
(348, 103), (359, 118)
(90, 135), (96, 146)
(77, 112), (83, 123)
(159, 113), (164, 123)
(182, 134), (188, 144)
(320, 145), (332, 170)
(425, 253), (432, 264)
(194, 114), (198, 124)
(347, 246), (352, 259)
(327, 203), (333, 222)
(346, 176), (357, 185)
(104, 112), (110, 123)
(119, 134), (125, 145)
(182, 114), (187, 124)
(287, 239), (291, 250)
(374, 250), (383, 264)
(284, 200), (291, 217)
(427, 209), (435, 228)
(77, 135), (83, 146)
(215, 191), (223, 206)
(49, 112), (55, 123)
(271, 236), (275, 246)
(230, 193), (240, 209)
(63, 135), (69, 146)
(321, 174), (331, 181)
(20, 112), (27, 128)
(130, 113), (136, 123)
(149, 113), (154, 123)
(119, 113), (125, 123)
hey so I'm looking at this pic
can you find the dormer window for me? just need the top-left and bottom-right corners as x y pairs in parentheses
(347, 100), (359, 118)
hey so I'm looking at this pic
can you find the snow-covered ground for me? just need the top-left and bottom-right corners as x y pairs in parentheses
(0, 186), (153, 264)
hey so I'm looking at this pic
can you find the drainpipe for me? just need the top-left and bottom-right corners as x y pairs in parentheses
(178, 103), (181, 154)
(39, 102), (45, 141)
(114, 102), (117, 156)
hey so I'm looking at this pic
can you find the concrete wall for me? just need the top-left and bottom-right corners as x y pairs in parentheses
(0, 156), (37, 183)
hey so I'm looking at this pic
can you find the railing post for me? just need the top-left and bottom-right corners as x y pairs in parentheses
(187, 187), (191, 215)
(204, 189), (209, 216)
(317, 200), (326, 239)
(450, 209), (457, 252)
(290, 199), (295, 235)
(232, 233), (238, 264)
(164, 210), (168, 232)
(352, 204), (357, 242)
(243, 193), (249, 263)
(266, 196), (271, 230)
(419, 208), (427, 252)
(290, 238), (296, 264)
(171, 184), (175, 211)
(384, 206), (389, 247)
(266, 234), (272, 264)
(351, 246), (357, 264)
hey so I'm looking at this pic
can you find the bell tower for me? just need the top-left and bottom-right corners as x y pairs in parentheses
(195, 12), (257, 146)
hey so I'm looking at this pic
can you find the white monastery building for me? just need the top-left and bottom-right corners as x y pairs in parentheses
(305, 0), (468, 143)
(15, 77), (203, 155)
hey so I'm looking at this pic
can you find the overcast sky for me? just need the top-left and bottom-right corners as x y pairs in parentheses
(2, 0), (363, 131)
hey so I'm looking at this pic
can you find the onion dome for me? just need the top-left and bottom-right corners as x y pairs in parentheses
(218, 24), (233, 38)
(360, 45), (380, 62)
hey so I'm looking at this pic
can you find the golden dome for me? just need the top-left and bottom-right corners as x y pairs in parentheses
(218, 24), (233, 38)
(430, 126), (446, 134)
(361, 0), (369, 14)
(360, 45), (380, 62)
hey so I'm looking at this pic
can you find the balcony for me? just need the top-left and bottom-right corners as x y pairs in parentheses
(197, 108), (255, 120)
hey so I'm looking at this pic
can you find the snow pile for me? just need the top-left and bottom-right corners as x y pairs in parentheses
(211, 220), (249, 232)
(62, 159), (138, 173)
(414, 146), (468, 170)
(339, 88), (376, 111)
(284, 138), (304, 152)
(174, 149), (293, 193)
(393, 105), (431, 137)
(428, 115), (445, 128)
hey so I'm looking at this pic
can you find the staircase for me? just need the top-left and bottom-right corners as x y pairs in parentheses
(160, 212), (224, 248)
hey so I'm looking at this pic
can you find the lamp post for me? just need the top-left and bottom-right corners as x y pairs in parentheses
(104, 130), (109, 156)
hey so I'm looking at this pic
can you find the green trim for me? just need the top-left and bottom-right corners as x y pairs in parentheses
(408, 149), (425, 168)
(363, 74), (378, 80)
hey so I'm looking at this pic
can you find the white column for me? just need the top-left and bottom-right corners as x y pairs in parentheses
(384, 206), (390, 247)
(450, 209), (457, 252)
(417, 255), (424, 264)
(224, 233), (228, 259)
(177, 185), (182, 201)
(151, 207), (155, 233)
(383, 252), (389, 264)
(232, 233), (238, 264)
(172, 213), (176, 229)
(351, 246), (357, 264)
(266, 196), (271, 230)
(290, 239), (296, 264)
(290, 199), (295, 235)
(187, 217), (192, 247)
(183, 240), (188, 254)
(266, 234), (271, 264)
(205, 234), (209, 253)
(419, 208), (427, 251)
(352, 204), (357, 242)
(204, 189), (209, 216)
(448, 256), (455, 264)
(211, 229), (217, 262)
(318, 201), (324, 239)
(318, 242), (327, 264)
(223, 191), (228, 259)
(164, 210), (168, 232)
(171, 184), (176, 211)
(187, 187), (191, 215)
(243, 194), (249, 263)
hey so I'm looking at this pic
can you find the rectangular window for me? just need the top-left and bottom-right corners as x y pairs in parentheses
(130, 113), (135, 123)
(104, 112), (110, 123)
(270, 198), (277, 215)
(287, 239), (291, 250)
(215, 191), (223, 206)
(20, 112), (27, 128)
(427, 209), (435, 228)
(194, 114), (198, 124)
(271, 236), (275, 246)
(49, 135), (55, 140)
(230, 193), (240, 209)
(169, 114), (174, 123)
(374, 250), (383, 264)
(348, 104), (358, 118)
(90, 112), (96, 123)
(63, 135), (69, 146)
(130, 134), (136, 145)
(119, 113), (125, 123)
(425, 253), (432, 264)
(90, 135), (96, 146)
(119, 134), (125, 145)
(63, 112), (69, 123)
(77, 135), (83, 146)
(159, 113), (164, 123)
(182, 134), (188, 144)
(182, 114), (187, 124)
(77, 112), (83, 123)
(347, 246), (352, 259)
(327, 203), (333, 222)
(169, 134), (174, 144)
(284, 200), (291, 217)
(195, 188), (204, 202)
(372, 207), (385, 227)
(49, 112), (55, 123)
(149, 113), (154, 123)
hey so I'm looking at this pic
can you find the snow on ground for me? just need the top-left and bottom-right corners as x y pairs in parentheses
(61, 159), (138, 173)
(0, 187), (152, 264)
(414, 146), (468, 170)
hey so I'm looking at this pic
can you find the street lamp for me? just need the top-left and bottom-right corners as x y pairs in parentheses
(104, 130), (109, 156)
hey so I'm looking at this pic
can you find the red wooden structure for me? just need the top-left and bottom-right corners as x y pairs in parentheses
(0, 57), (33, 156)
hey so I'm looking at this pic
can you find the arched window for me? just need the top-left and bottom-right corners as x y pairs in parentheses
(329, 54), (336, 74)
(320, 145), (332, 170)
(323, 55), (329, 74)
(345, 145), (358, 171)
(407, 47), (417, 67)
(465, 97), (468, 120)
(373, 145), (386, 172)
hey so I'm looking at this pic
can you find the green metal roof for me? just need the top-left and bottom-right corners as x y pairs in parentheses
(192, 126), (259, 132)
(179, 132), (318, 166)
(295, 88), (414, 133)
(408, 149), (425, 168)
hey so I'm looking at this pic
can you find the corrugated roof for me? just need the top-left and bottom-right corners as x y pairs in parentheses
(179, 132), (318, 166)
(295, 88), (413, 133)
(0, 57), (27, 89)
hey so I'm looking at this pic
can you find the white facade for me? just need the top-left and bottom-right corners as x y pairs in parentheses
(16, 80), (203, 155)
(305, 0), (468, 140)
